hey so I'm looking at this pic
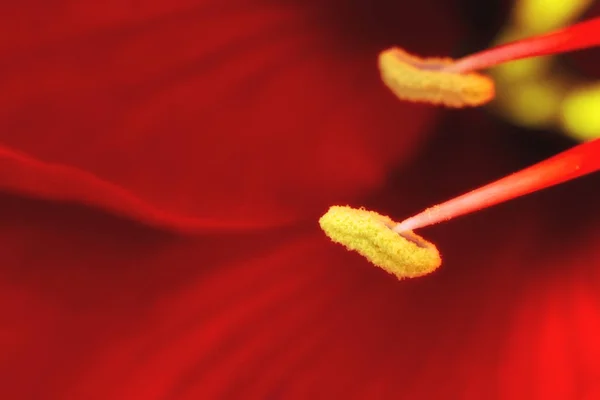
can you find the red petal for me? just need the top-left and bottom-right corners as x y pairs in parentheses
(498, 243), (600, 399)
(0, 0), (460, 229)
(2, 117), (600, 399)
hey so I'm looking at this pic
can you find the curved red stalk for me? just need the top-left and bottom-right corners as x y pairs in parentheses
(445, 16), (600, 73)
(394, 138), (600, 232)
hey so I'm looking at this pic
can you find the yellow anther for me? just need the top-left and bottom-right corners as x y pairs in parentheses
(319, 206), (442, 279)
(560, 84), (600, 141)
(378, 47), (495, 108)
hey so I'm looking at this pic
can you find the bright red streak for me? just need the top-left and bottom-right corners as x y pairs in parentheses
(394, 138), (600, 232)
(445, 16), (600, 73)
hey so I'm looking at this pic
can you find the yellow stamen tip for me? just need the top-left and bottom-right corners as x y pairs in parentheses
(378, 47), (495, 108)
(319, 206), (442, 279)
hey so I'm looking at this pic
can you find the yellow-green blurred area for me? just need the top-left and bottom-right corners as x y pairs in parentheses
(491, 0), (600, 141)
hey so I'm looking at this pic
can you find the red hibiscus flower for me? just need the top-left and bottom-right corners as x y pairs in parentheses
(1, 1), (599, 399)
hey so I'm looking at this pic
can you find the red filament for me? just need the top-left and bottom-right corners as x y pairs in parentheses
(395, 138), (600, 232)
(445, 16), (600, 73)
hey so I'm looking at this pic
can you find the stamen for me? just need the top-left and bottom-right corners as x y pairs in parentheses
(378, 48), (495, 108)
(319, 206), (441, 279)
(380, 17), (600, 109)
(394, 138), (600, 232)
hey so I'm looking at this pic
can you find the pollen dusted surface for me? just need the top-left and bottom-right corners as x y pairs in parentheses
(319, 206), (442, 279)
(379, 47), (495, 108)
